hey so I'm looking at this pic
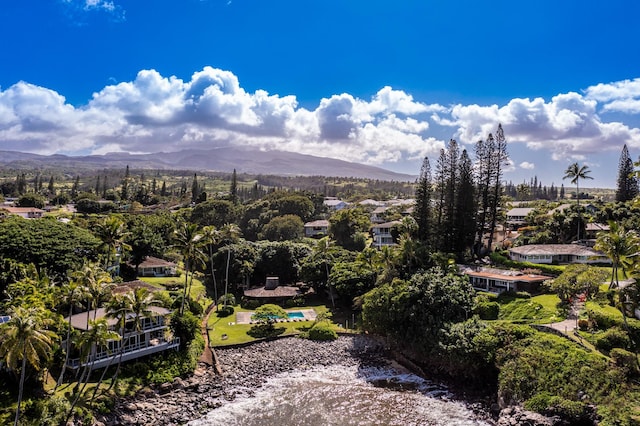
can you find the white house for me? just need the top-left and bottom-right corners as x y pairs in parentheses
(323, 198), (348, 211)
(304, 219), (329, 238)
(65, 305), (179, 370)
(371, 221), (400, 248)
(505, 207), (534, 228)
(370, 206), (389, 223)
(1, 206), (45, 219)
(461, 266), (551, 294)
(136, 256), (178, 277)
(508, 244), (611, 265)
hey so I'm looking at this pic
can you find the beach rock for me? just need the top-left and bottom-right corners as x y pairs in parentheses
(98, 335), (447, 426)
(497, 406), (558, 426)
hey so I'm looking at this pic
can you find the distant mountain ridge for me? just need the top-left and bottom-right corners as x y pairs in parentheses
(0, 147), (415, 181)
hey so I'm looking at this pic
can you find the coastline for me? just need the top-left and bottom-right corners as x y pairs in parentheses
(98, 335), (495, 426)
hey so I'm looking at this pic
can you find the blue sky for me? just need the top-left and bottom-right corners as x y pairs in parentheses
(1, 0), (640, 188)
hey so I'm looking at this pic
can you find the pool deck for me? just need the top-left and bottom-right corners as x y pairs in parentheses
(235, 308), (317, 325)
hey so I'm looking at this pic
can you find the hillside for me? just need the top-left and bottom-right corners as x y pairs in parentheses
(0, 148), (415, 181)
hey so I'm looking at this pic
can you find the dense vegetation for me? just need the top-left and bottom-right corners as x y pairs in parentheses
(2, 134), (640, 424)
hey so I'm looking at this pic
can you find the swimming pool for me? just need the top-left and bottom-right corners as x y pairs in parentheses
(287, 311), (305, 319)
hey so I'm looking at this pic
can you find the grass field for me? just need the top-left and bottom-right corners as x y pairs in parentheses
(207, 304), (346, 346)
(498, 293), (562, 323)
(139, 272), (211, 309)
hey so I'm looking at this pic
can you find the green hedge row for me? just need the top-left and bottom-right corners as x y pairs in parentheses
(490, 252), (564, 276)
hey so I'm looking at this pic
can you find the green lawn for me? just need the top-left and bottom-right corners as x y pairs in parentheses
(497, 294), (562, 324)
(207, 305), (343, 346)
(139, 273), (211, 308)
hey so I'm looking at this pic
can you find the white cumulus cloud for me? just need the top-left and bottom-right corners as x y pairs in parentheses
(1, 69), (640, 177)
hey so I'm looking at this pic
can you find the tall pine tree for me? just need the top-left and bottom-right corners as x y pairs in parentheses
(442, 139), (459, 253)
(121, 165), (130, 201)
(615, 144), (638, 202)
(191, 173), (200, 202)
(486, 124), (508, 253)
(413, 157), (433, 246)
(230, 169), (238, 204)
(453, 149), (476, 258)
(474, 124), (508, 257)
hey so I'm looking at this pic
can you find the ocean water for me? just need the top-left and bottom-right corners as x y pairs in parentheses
(189, 364), (492, 426)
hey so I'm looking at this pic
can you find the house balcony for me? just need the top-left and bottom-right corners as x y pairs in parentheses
(66, 336), (180, 370)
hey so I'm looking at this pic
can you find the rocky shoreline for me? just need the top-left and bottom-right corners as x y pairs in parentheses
(97, 335), (553, 426)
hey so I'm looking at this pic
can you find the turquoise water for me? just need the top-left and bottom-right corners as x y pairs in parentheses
(287, 311), (304, 319)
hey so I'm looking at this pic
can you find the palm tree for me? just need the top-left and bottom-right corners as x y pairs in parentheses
(98, 293), (131, 398)
(201, 225), (221, 311)
(100, 287), (160, 397)
(220, 223), (242, 309)
(55, 280), (85, 391)
(563, 162), (593, 241)
(595, 221), (640, 289)
(313, 236), (335, 308)
(72, 262), (114, 327)
(173, 221), (205, 315)
(0, 306), (57, 426)
(67, 318), (119, 423)
(94, 216), (131, 276)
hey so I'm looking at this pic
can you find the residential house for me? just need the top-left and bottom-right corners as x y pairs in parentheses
(304, 219), (329, 238)
(505, 207), (534, 228)
(461, 266), (550, 294)
(323, 197), (348, 211)
(358, 199), (384, 207)
(1, 206), (44, 219)
(136, 256), (178, 277)
(371, 221), (400, 248)
(548, 203), (598, 216)
(584, 222), (610, 240)
(508, 244), (611, 265)
(64, 305), (179, 370)
(370, 206), (389, 223)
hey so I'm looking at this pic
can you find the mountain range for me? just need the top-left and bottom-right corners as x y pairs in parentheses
(0, 147), (415, 181)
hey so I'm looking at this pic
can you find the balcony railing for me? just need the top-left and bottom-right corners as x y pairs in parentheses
(67, 336), (180, 370)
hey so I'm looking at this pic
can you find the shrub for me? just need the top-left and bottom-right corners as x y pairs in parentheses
(595, 327), (631, 351)
(514, 291), (532, 299)
(610, 348), (639, 377)
(188, 298), (204, 316)
(476, 292), (498, 302)
(498, 290), (531, 300)
(23, 395), (71, 426)
(247, 323), (285, 338)
(474, 301), (500, 320)
(240, 298), (261, 310)
(285, 297), (305, 308)
(524, 393), (589, 422)
(306, 323), (338, 341)
(490, 252), (564, 276)
(587, 308), (621, 329)
(170, 311), (200, 348)
(217, 305), (235, 317)
(577, 319), (589, 330)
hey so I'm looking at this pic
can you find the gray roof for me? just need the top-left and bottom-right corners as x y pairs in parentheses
(506, 207), (534, 217)
(244, 286), (304, 298)
(509, 244), (605, 257)
(137, 256), (176, 269)
(304, 219), (329, 227)
(66, 306), (171, 331)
